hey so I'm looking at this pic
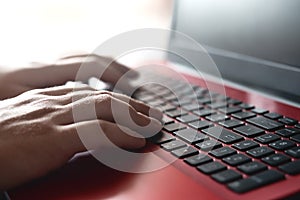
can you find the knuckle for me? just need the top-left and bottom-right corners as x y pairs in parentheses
(99, 93), (112, 104)
(51, 107), (69, 124)
(30, 118), (58, 134)
(38, 104), (59, 116)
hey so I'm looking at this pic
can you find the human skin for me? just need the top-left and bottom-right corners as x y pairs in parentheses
(0, 55), (163, 190)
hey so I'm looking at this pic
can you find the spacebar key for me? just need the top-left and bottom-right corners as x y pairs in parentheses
(227, 170), (285, 193)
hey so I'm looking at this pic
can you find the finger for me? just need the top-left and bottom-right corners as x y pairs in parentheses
(32, 85), (96, 96)
(59, 119), (146, 154)
(56, 90), (162, 120)
(17, 56), (137, 89)
(56, 95), (162, 136)
(59, 54), (138, 78)
(110, 92), (163, 120)
(55, 55), (138, 83)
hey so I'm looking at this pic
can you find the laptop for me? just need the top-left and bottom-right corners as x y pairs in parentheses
(8, 0), (300, 199)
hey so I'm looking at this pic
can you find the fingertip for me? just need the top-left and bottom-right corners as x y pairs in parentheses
(124, 69), (139, 78)
(151, 118), (163, 129)
(135, 137), (146, 149)
(149, 107), (164, 121)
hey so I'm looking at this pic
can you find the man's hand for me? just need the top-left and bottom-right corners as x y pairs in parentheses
(0, 54), (138, 100)
(0, 54), (163, 190)
(0, 85), (162, 190)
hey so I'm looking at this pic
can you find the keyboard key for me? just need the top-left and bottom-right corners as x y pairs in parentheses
(219, 119), (243, 129)
(254, 133), (280, 144)
(195, 139), (222, 151)
(295, 123), (300, 129)
(136, 95), (155, 102)
(232, 140), (259, 151)
(232, 111), (256, 120)
(251, 108), (268, 114)
(164, 123), (186, 132)
(166, 109), (188, 118)
(264, 112), (282, 120)
(269, 140), (296, 150)
(207, 102), (227, 109)
(247, 146), (274, 158)
(223, 154), (251, 166)
(226, 98), (242, 105)
(291, 134), (300, 143)
(213, 94), (229, 101)
(184, 154), (212, 166)
(246, 116), (284, 131)
(151, 132), (175, 144)
(148, 99), (165, 106)
(161, 140), (186, 151)
(279, 160), (300, 175)
(239, 103), (254, 110)
(228, 170), (285, 193)
(237, 161), (268, 175)
(194, 87), (208, 96)
(171, 146), (198, 158)
(278, 117), (298, 125)
(285, 146), (300, 158)
(238, 103), (255, 110)
(218, 106), (242, 114)
(182, 104), (203, 111)
(155, 89), (171, 96)
(193, 108), (216, 117)
(262, 153), (291, 166)
(176, 114), (199, 123)
(189, 120), (213, 130)
(174, 129), (208, 144)
(158, 103), (176, 112)
(205, 113), (229, 122)
(212, 170), (242, 184)
(197, 97), (212, 104)
(275, 128), (300, 137)
(209, 147), (237, 158)
(197, 161), (227, 174)
(202, 126), (244, 144)
(162, 116), (174, 125)
(171, 98), (191, 106)
(163, 94), (177, 101)
(234, 125), (264, 137)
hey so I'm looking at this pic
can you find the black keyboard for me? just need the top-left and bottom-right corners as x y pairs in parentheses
(133, 77), (300, 194)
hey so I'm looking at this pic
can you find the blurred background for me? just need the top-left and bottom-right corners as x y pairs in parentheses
(0, 0), (173, 69)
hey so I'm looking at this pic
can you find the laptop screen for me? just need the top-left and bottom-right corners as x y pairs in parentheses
(168, 0), (300, 104)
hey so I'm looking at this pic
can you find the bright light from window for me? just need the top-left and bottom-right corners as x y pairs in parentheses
(0, 0), (172, 68)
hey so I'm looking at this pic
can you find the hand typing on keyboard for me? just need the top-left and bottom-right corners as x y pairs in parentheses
(0, 54), (163, 190)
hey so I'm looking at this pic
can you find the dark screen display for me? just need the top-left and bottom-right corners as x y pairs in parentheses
(175, 0), (300, 68)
